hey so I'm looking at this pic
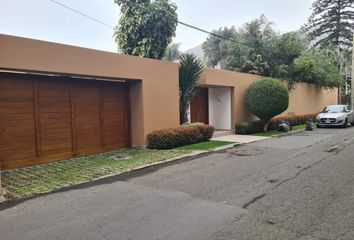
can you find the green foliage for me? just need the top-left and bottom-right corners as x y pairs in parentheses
(264, 32), (307, 77)
(288, 45), (343, 89)
(303, 0), (353, 92)
(239, 14), (276, 57)
(241, 55), (269, 75)
(207, 16), (306, 79)
(203, 14), (343, 89)
(223, 15), (276, 75)
(341, 91), (352, 105)
(304, 0), (354, 49)
(246, 78), (289, 131)
(176, 141), (233, 151)
(202, 27), (238, 68)
(147, 124), (215, 149)
(162, 43), (181, 62)
(114, 0), (178, 59)
(235, 122), (261, 135)
(179, 54), (205, 124)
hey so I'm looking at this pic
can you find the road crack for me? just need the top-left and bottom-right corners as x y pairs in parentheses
(243, 155), (329, 209)
(242, 193), (266, 209)
(272, 156), (327, 189)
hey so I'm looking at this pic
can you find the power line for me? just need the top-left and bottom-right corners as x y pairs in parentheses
(177, 21), (237, 43)
(48, 0), (115, 29)
(48, 0), (247, 46)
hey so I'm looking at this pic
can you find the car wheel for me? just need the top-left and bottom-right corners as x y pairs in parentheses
(316, 124), (321, 128)
(342, 119), (348, 128)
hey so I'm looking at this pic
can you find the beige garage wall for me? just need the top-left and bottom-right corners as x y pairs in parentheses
(283, 83), (338, 116)
(0, 34), (180, 145)
(199, 68), (338, 128)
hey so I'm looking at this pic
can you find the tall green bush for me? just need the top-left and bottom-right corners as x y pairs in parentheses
(246, 78), (289, 131)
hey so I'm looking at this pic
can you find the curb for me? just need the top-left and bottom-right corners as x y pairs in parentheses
(93, 143), (241, 181)
(271, 129), (306, 138)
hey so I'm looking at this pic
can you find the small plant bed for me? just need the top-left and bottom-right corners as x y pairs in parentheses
(176, 141), (235, 151)
(252, 124), (311, 137)
(1, 141), (232, 200)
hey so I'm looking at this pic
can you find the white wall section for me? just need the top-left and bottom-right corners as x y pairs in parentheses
(209, 87), (232, 130)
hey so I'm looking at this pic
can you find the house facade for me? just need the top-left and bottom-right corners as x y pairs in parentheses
(0, 34), (337, 169)
(0, 34), (180, 169)
(191, 68), (338, 129)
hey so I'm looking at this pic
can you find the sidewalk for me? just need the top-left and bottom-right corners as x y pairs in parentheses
(212, 134), (269, 144)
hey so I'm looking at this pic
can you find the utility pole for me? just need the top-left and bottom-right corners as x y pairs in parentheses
(352, 35), (354, 109)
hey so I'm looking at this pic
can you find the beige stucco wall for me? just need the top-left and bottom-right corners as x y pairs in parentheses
(284, 83), (338, 116)
(199, 68), (338, 128)
(0, 34), (180, 146)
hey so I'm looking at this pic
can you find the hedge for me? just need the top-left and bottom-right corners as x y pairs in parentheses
(147, 124), (215, 149)
(235, 113), (317, 135)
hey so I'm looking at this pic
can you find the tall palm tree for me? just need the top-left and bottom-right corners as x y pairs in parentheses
(179, 54), (204, 124)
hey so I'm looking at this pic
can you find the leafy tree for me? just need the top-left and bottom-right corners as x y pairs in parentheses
(179, 54), (204, 124)
(246, 78), (289, 131)
(304, 0), (354, 49)
(202, 27), (237, 68)
(203, 14), (343, 90)
(224, 15), (278, 75)
(288, 45), (343, 89)
(223, 41), (248, 72)
(239, 14), (276, 59)
(264, 32), (308, 77)
(241, 55), (269, 75)
(114, 0), (178, 59)
(304, 0), (354, 103)
(162, 43), (181, 62)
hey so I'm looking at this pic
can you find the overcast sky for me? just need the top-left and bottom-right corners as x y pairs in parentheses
(0, 0), (313, 52)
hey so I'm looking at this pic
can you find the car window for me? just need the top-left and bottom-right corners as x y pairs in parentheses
(322, 106), (345, 113)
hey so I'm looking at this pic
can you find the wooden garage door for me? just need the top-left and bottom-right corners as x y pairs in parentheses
(0, 73), (130, 169)
(0, 75), (37, 168)
(101, 82), (130, 150)
(190, 88), (209, 124)
(34, 78), (73, 161)
(71, 80), (102, 156)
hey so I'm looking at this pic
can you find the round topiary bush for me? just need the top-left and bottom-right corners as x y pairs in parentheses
(246, 78), (289, 131)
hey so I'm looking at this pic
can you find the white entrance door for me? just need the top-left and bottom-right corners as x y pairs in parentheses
(208, 87), (232, 130)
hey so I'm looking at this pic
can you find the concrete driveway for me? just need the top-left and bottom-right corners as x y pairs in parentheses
(1, 127), (354, 240)
(212, 134), (269, 143)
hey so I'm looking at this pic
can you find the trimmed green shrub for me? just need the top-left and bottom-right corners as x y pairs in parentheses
(235, 113), (317, 134)
(235, 122), (262, 135)
(147, 124), (215, 149)
(246, 78), (289, 131)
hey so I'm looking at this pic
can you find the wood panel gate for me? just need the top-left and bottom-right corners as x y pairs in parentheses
(0, 73), (130, 169)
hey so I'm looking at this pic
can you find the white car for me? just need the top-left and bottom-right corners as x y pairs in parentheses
(316, 105), (354, 128)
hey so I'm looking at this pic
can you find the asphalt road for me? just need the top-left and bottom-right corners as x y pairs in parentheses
(1, 127), (354, 240)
